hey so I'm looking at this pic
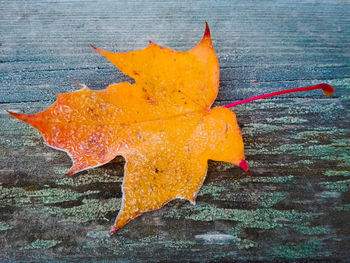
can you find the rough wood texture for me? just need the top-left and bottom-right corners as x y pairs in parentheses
(1, 0), (349, 262)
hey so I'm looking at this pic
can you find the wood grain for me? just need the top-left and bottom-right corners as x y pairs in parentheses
(0, 0), (349, 262)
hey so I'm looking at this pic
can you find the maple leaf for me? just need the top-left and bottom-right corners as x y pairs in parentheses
(8, 23), (334, 234)
(8, 23), (248, 233)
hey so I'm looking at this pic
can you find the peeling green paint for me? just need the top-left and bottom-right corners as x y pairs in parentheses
(271, 240), (324, 259)
(275, 144), (304, 154)
(325, 170), (350, 177)
(21, 239), (61, 250)
(243, 160), (264, 168)
(292, 224), (330, 235)
(52, 167), (70, 175)
(320, 179), (350, 192)
(338, 158), (350, 168)
(243, 123), (284, 136)
(251, 141), (347, 158)
(197, 185), (286, 208)
(325, 77), (350, 87)
(306, 144), (350, 162)
(294, 159), (313, 165)
(251, 159), (312, 168)
(236, 239), (257, 249)
(55, 171), (123, 186)
(0, 221), (14, 232)
(197, 184), (226, 199)
(165, 202), (314, 230)
(256, 192), (286, 208)
(0, 185), (99, 206)
(245, 144), (268, 155)
(213, 252), (237, 260)
(0, 185), (30, 206)
(292, 128), (348, 140)
(266, 116), (308, 124)
(30, 189), (99, 204)
(286, 102), (341, 115)
(86, 230), (110, 239)
(163, 240), (196, 249)
(83, 235), (195, 255)
(331, 138), (350, 147)
(240, 175), (294, 184)
(227, 227), (259, 249)
(32, 197), (121, 223)
(319, 191), (341, 198)
(340, 204), (350, 211)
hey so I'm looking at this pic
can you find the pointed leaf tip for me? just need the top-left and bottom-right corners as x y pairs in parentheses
(204, 22), (211, 39)
(7, 110), (43, 131)
(70, 78), (87, 89)
(66, 165), (82, 176)
(110, 225), (119, 235)
(7, 110), (28, 122)
(90, 44), (105, 56)
(148, 40), (158, 47)
(239, 159), (251, 176)
(66, 170), (74, 176)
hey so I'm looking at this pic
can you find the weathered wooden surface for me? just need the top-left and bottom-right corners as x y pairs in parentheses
(0, 0), (349, 262)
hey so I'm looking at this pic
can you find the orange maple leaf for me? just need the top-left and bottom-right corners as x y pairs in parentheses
(8, 23), (334, 234)
(9, 23), (247, 233)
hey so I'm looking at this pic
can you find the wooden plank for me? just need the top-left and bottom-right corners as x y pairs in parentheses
(0, 0), (349, 261)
